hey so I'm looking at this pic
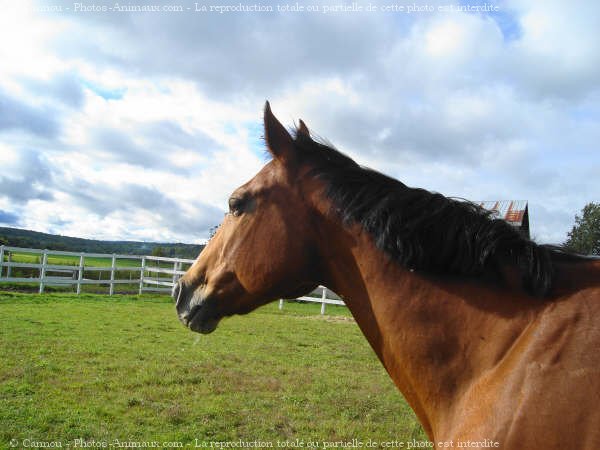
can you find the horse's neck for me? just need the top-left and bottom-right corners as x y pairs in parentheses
(552, 258), (600, 296)
(316, 222), (537, 439)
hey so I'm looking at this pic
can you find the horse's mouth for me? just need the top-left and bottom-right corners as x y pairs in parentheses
(181, 302), (221, 334)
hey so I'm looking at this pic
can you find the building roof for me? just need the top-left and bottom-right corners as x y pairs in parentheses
(476, 200), (528, 227)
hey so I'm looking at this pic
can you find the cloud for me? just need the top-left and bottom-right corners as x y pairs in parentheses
(0, 149), (55, 202)
(41, 0), (394, 101)
(506, 0), (600, 101)
(141, 121), (199, 149)
(91, 127), (159, 168)
(88, 120), (225, 172)
(0, 90), (60, 137)
(0, 0), (596, 245)
(0, 210), (19, 226)
(22, 72), (86, 108)
(65, 179), (224, 238)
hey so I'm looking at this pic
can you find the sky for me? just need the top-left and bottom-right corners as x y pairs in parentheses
(0, 0), (598, 245)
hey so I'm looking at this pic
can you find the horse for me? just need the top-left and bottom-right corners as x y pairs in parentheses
(173, 102), (600, 449)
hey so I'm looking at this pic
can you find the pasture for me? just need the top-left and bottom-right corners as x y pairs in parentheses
(0, 292), (425, 448)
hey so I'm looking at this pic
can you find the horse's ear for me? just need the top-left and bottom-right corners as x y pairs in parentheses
(297, 119), (310, 138)
(264, 101), (295, 162)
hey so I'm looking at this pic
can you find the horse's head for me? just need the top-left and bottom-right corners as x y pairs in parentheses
(174, 103), (322, 333)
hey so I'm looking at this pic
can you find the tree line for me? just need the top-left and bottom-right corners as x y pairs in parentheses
(0, 227), (204, 259)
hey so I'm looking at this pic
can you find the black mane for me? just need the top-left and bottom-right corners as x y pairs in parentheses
(293, 128), (584, 298)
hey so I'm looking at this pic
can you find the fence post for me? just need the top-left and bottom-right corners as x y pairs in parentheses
(0, 245), (4, 278)
(77, 253), (84, 295)
(109, 254), (116, 295)
(320, 287), (327, 315)
(279, 299), (284, 310)
(138, 256), (146, 295)
(39, 250), (48, 294)
(6, 252), (12, 278)
(172, 261), (180, 285)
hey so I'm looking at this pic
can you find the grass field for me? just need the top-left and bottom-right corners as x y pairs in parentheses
(0, 292), (426, 449)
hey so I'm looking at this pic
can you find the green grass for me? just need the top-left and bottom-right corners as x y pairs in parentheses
(0, 292), (426, 448)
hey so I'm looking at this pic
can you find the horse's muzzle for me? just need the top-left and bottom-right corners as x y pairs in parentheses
(173, 281), (220, 334)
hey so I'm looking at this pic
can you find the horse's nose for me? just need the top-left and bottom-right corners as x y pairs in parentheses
(174, 280), (193, 320)
(172, 281), (183, 307)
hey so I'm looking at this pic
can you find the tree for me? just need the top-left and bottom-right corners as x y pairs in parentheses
(151, 246), (166, 257)
(564, 202), (600, 255)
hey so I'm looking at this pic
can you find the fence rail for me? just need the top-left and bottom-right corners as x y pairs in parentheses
(0, 245), (194, 295)
(0, 245), (345, 314)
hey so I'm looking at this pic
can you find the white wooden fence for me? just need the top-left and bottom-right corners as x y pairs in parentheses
(280, 287), (345, 315)
(0, 245), (345, 314)
(0, 245), (194, 294)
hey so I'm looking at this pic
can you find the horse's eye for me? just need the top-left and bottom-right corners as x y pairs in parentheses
(228, 197), (245, 217)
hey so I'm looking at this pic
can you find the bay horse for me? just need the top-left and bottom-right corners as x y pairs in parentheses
(174, 102), (600, 449)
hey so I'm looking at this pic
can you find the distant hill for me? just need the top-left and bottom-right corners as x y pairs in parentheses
(0, 227), (204, 259)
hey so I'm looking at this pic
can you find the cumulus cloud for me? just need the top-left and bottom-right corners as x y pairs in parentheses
(66, 180), (224, 236)
(0, 149), (55, 202)
(506, 0), (600, 100)
(22, 72), (86, 109)
(42, 0), (392, 101)
(0, 0), (597, 244)
(87, 120), (225, 172)
(0, 90), (60, 137)
(0, 210), (19, 226)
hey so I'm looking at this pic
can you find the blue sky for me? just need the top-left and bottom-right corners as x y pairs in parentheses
(0, 0), (599, 244)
